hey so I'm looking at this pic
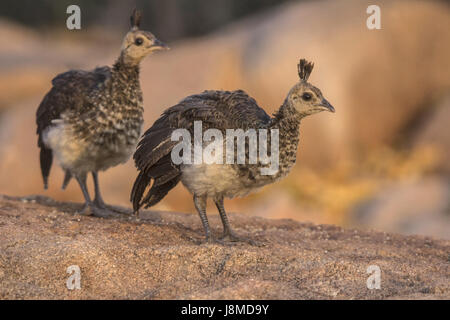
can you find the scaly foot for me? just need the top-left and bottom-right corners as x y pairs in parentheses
(93, 198), (132, 216)
(78, 203), (121, 218)
(105, 205), (133, 215)
(219, 231), (262, 246)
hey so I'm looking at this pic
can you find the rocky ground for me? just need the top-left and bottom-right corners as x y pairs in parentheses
(0, 194), (448, 300)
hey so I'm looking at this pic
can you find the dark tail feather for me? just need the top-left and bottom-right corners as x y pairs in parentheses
(130, 170), (181, 213)
(141, 154), (180, 207)
(131, 122), (179, 212)
(142, 175), (180, 208)
(61, 170), (72, 190)
(39, 147), (53, 189)
(130, 171), (152, 213)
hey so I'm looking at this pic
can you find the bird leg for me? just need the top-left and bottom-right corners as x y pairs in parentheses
(75, 173), (112, 218)
(215, 196), (239, 241)
(75, 173), (94, 215)
(215, 196), (258, 245)
(194, 194), (213, 242)
(91, 171), (132, 215)
(92, 171), (106, 208)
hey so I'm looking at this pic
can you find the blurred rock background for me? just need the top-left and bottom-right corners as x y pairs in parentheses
(0, 0), (449, 239)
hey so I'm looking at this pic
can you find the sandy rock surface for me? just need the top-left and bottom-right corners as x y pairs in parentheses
(0, 194), (448, 300)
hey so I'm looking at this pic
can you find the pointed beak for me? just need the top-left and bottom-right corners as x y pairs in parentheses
(320, 98), (335, 113)
(151, 38), (169, 51)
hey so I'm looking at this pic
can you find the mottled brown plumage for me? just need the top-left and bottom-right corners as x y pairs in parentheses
(131, 59), (335, 242)
(36, 9), (168, 216)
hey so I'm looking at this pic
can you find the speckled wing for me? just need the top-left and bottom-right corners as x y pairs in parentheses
(36, 66), (111, 142)
(164, 89), (271, 131)
(134, 89), (271, 170)
(35, 66), (111, 188)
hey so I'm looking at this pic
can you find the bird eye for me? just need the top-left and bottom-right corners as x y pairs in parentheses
(135, 37), (144, 46)
(302, 92), (312, 101)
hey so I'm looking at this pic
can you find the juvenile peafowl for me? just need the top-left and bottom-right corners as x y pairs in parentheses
(36, 9), (168, 216)
(131, 59), (334, 242)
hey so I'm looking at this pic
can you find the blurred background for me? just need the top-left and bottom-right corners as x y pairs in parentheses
(0, 0), (449, 239)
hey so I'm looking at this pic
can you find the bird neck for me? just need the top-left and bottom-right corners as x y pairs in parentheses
(110, 56), (143, 114)
(270, 100), (302, 135)
(265, 100), (301, 179)
(112, 56), (141, 82)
